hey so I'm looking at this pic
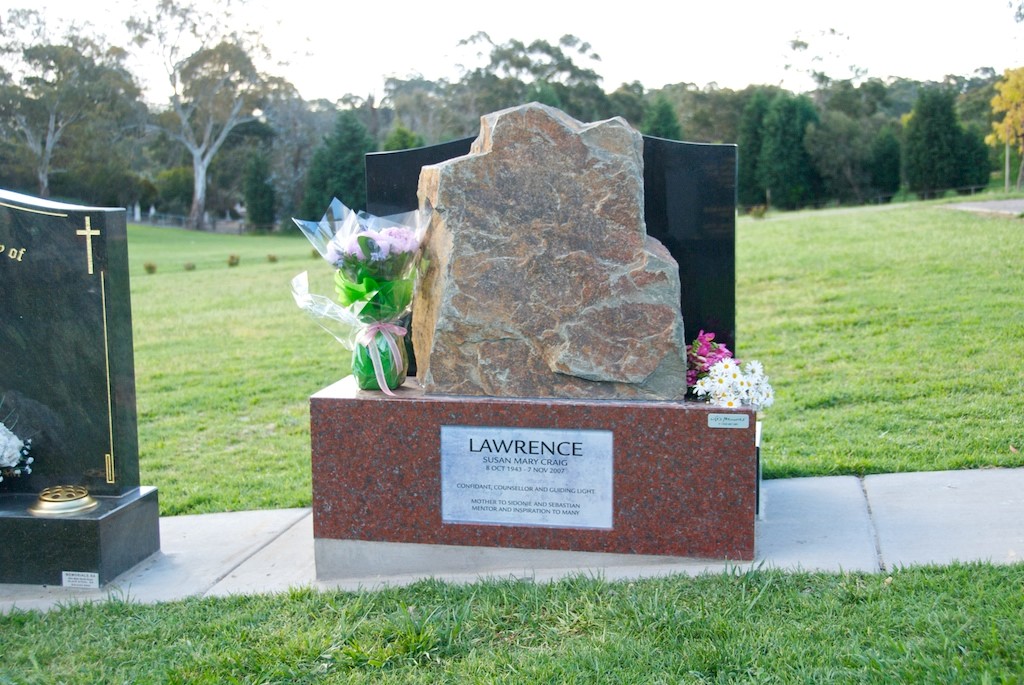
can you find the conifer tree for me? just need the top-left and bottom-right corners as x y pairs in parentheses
(902, 89), (962, 198)
(641, 95), (683, 140)
(300, 110), (376, 217)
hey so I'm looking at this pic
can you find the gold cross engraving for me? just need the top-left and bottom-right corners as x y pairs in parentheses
(76, 217), (100, 275)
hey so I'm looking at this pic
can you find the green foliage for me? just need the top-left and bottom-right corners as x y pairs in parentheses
(957, 124), (993, 190)
(803, 110), (873, 203)
(300, 110), (377, 216)
(0, 22), (143, 199)
(154, 166), (193, 215)
(737, 88), (773, 206)
(903, 88), (964, 198)
(868, 124), (903, 198)
(3, 565), (1024, 682)
(757, 92), (822, 209)
(381, 124), (425, 152)
(605, 81), (648, 128)
(451, 33), (614, 126)
(640, 94), (683, 140)
(655, 82), (755, 144)
(242, 149), (276, 230)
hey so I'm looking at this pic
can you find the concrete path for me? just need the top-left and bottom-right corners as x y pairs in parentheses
(3, 468), (1023, 613)
(946, 198), (1024, 215)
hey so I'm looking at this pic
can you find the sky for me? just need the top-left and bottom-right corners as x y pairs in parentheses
(28, 0), (1024, 103)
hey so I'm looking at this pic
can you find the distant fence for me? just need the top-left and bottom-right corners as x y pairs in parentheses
(132, 211), (247, 234)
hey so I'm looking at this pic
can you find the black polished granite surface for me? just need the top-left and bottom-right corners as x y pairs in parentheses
(1, 188), (160, 585)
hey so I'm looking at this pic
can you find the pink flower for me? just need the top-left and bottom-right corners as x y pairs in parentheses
(378, 227), (418, 255)
(686, 330), (734, 389)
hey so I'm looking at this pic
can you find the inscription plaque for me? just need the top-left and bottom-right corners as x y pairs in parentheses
(708, 413), (750, 429)
(441, 425), (613, 529)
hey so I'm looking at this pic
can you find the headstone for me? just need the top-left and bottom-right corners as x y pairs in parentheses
(413, 103), (688, 400)
(366, 124), (737, 354)
(310, 106), (756, 574)
(0, 188), (160, 587)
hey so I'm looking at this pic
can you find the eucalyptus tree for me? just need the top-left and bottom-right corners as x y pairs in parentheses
(127, 0), (286, 229)
(452, 32), (611, 124)
(0, 9), (143, 198)
(384, 76), (469, 144)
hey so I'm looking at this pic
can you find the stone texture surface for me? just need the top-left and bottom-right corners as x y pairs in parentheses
(310, 377), (757, 560)
(413, 103), (688, 400)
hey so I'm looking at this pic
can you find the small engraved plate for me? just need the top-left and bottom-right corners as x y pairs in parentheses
(708, 413), (750, 429)
(441, 426), (613, 529)
(62, 571), (100, 589)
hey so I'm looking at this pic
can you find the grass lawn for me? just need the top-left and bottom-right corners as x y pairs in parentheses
(2, 565), (1023, 682)
(739, 202), (1024, 478)
(3, 199), (1024, 682)
(126, 226), (338, 515)
(126, 201), (1024, 515)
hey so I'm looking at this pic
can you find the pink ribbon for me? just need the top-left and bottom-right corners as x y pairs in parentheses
(356, 322), (407, 396)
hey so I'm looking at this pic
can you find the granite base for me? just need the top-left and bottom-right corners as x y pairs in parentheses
(0, 486), (160, 586)
(311, 377), (757, 576)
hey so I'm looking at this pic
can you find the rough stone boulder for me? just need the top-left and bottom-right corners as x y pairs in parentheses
(412, 102), (688, 400)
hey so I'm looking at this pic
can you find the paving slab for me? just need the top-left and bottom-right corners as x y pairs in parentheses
(0, 507), (310, 613)
(865, 468), (1024, 569)
(5, 469), (1024, 613)
(205, 510), (315, 597)
(311, 538), (739, 593)
(755, 475), (879, 572)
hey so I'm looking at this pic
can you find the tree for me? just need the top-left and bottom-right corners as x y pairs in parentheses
(868, 123), (902, 200)
(757, 92), (822, 210)
(902, 88), (963, 198)
(128, 0), (281, 229)
(384, 76), (466, 144)
(736, 88), (773, 207)
(987, 67), (1024, 189)
(804, 110), (874, 204)
(382, 124), (425, 151)
(958, 125), (992, 190)
(641, 94), (683, 140)
(300, 110), (377, 218)
(452, 33), (610, 125)
(261, 95), (335, 220)
(242, 149), (275, 230)
(0, 10), (143, 198)
(606, 81), (648, 128)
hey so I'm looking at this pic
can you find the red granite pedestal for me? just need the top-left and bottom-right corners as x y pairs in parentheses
(310, 377), (757, 578)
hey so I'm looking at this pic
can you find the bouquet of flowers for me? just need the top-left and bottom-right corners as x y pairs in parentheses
(686, 330), (774, 410)
(0, 399), (33, 483)
(292, 198), (430, 395)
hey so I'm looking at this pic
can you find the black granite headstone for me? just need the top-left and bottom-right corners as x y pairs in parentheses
(0, 188), (160, 586)
(365, 134), (737, 353)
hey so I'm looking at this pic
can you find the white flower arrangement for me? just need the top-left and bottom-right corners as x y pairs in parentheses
(692, 357), (775, 410)
(1, 399), (33, 483)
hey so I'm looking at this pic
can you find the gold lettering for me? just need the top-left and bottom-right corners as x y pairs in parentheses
(3, 245), (27, 261)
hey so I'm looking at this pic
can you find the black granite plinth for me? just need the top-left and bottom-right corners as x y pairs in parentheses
(0, 487), (160, 586)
